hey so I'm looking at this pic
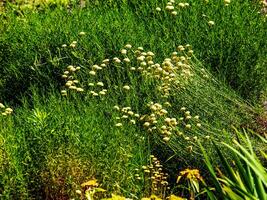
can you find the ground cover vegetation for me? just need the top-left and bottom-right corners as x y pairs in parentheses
(0, 0), (266, 199)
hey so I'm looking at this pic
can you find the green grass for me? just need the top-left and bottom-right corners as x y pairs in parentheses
(0, 0), (266, 199)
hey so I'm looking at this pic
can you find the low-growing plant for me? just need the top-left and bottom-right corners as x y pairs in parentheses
(199, 129), (267, 200)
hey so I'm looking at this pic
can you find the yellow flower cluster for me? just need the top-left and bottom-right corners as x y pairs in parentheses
(61, 65), (84, 96)
(114, 105), (140, 127)
(162, 1), (190, 16)
(140, 155), (169, 197)
(0, 103), (13, 116)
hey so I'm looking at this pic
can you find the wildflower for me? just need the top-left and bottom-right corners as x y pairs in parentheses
(130, 119), (136, 124)
(137, 56), (145, 62)
(147, 51), (155, 56)
(140, 61), (147, 66)
(123, 85), (130, 90)
(185, 124), (191, 129)
(76, 88), (84, 92)
(185, 136), (190, 140)
(164, 118), (171, 123)
(208, 21), (215, 26)
(114, 58), (121, 64)
(186, 115), (192, 120)
(103, 59), (110, 63)
(125, 44), (132, 49)
(92, 92), (98, 96)
(122, 115), (128, 119)
(184, 3), (189, 6)
(177, 169), (203, 183)
(97, 82), (104, 87)
(178, 3), (185, 7)
(121, 49), (127, 55)
(163, 137), (170, 142)
(0, 103), (5, 108)
(224, 0), (230, 4)
(143, 122), (150, 127)
(2, 112), (7, 116)
(134, 114), (140, 118)
(79, 31), (86, 36)
(62, 44), (67, 48)
(196, 123), (201, 127)
(166, 5), (174, 10)
(61, 90), (67, 94)
(65, 82), (72, 87)
(113, 105), (120, 110)
(76, 190), (82, 194)
(69, 86), (77, 90)
(64, 71), (70, 75)
(70, 43), (76, 48)
(156, 7), (161, 11)
(88, 83), (94, 87)
(177, 45), (185, 51)
(98, 91), (105, 95)
(194, 115), (200, 120)
(73, 80), (79, 83)
(185, 111), (190, 115)
(100, 63), (106, 67)
(123, 58), (130, 63)
(188, 50), (194, 55)
(171, 11), (178, 15)
(89, 71), (96, 75)
(130, 67), (136, 71)
(76, 66), (81, 70)
(128, 111), (134, 115)
(5, 108), (13, 113)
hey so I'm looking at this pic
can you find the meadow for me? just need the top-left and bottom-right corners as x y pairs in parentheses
(0, 0), (267, 199)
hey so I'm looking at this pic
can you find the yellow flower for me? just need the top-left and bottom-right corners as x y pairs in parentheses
(166, 5), (174, 10)
(0, 103), (5, 108)
(115, 123), (123, 127)
(208, 21), (215, 26)
(97, 82), (104, 87)
(121, 49), (127, 55)
(178, 3), (185, 7)
(123, 58), (130, 63)
(185, 124), (191, 129)
(113, 105), (120, 110)
(5, 108), (13, 113)
(89, 71), (96, 75)
(69, 86), (77, 90)
(99, 91), (106, 95)
(143, 122), (150, 127)
(171, 11), (178, 15)
(156, 7), (161, 11)
(177, 169), (203, 183)
(81, 179), (99, 187)
(125, 44), (132, 49)
(163, 137), (170, 142)
(76, 88), (84, 92)
(79, 31), (86, 36)
(123, 85), (130, 90)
